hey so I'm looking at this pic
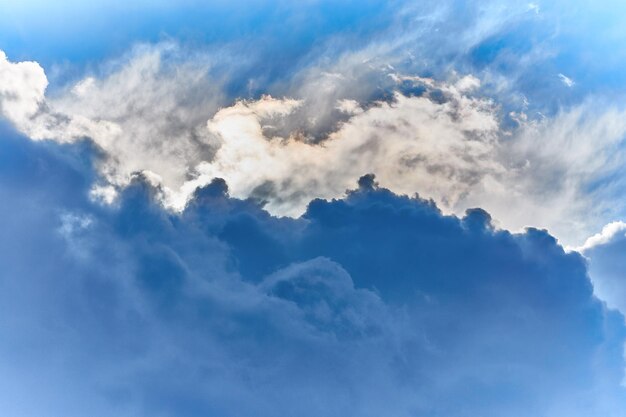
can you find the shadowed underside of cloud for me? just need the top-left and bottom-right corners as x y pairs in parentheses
(0, 124), (624, 417)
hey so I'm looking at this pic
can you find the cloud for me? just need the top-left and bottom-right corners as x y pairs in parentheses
(487, 103), (626, 243)
(0, 50), (48, 132)
(0, 44), (227, 199)
(577, 221), (626, 252)
(190, 84), (626, 246)
(4, 2), (626, 415)
(580, 222), (626, 315)
(193, 78), (501, 217)
(3, 0), (626, 251)
(0, 126), (625, 416)
(3, 44), (626, 247)
(559, 73), (575, 87)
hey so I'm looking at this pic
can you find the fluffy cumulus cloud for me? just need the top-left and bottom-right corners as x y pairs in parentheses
(0, 125), (625, 416)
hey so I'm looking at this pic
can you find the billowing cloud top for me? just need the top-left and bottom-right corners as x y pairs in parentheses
(2, 1), (626, 416)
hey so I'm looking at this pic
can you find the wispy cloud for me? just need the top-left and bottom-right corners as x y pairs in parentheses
(558, 73), (575, 87)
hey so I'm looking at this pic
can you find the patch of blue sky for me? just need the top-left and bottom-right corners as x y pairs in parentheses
(0, 0), (394, 88)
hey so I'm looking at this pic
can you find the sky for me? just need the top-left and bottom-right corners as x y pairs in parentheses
(1, 1), (626, 416)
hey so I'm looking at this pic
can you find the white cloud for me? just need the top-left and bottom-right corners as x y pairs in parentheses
(335, 99), (363, 115)
(477, 104), (626, 245)
(2, 46), (626, 247)
(576, 221), (626, 252)
(191, 79), (501, 217)
(0, 50), (48, 132)
(579, 222), (626, 319)
(558, 73), (575, 87)
(191, 85), (626, 246)
(0, 45), (226, 200)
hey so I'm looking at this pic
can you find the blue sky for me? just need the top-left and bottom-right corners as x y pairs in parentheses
(1, 1), (626, 416)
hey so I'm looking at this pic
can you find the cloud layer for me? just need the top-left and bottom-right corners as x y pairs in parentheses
(0, 125), (624, 416)
(3, 3), (626, 414)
